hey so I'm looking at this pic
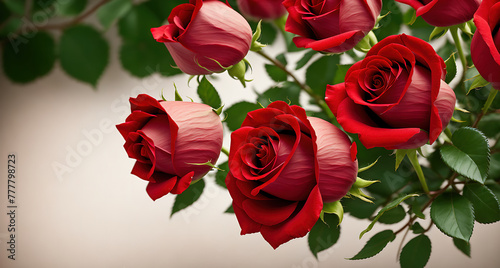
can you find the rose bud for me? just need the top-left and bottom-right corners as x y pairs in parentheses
(396, 0), (481, 27)
(151, 0), (252, 75)
(471, 0), (500, 89)
(282, 0), (382, 53)
(225, 101), (357, 249)
(236, 0), (287, 21)
(326, 34), (456, 150)
(116, 94), (223, 201)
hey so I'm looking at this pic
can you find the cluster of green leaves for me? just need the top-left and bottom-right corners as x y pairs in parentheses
(0, 0), (186, 87)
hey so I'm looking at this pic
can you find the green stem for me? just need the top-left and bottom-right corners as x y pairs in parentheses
(221, 147), (230, 157)
(450, 26), (467, 79)
(407, 149), (430, 195)
(254, 50), (335, 121)
(472, 88), (498, 128)
(444, 127), (453, 140)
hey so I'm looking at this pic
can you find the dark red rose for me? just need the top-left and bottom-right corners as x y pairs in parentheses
(326, 34), (456, 150)
(151, 0), (252, 75)
(396, 0), (481, 27)
(116, 94), (223, 200)
(471, 0), (500, 89)
(225, 101), (357, 248)
(283, 0), (382, 53)
(236, 0), (287, 20)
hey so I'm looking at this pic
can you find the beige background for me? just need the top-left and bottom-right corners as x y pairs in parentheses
(1, 24), (500, 268)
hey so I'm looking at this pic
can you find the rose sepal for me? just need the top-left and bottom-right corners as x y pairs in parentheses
(250, 20), (266, 52)
(354, 31), (378, 53)
(320, 200), (344, 225)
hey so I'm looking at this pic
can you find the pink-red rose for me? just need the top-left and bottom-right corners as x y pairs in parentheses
(151, 0), (252, 75)
(225, 101), (357, 249)
(116, 94), (223, 201)
(396, 0), (481, 27)
(236, 0), (287, 20)
(283, 0), (382, 53)
(326, 34), (456, 150)
(471, 0), (500, 89)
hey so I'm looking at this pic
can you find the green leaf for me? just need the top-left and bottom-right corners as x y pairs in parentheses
(333, 64), (353, 84)
(225, 101), (261, 132)
(265, 64), (287, 82)
(399, 235), (432, 268)
(411, 222), (425, 234)
(197, 77), (222, 109)
(463, 183), (500, 224)
(306, 55), (339, 98)
(407, 16), (435, 40)
(118, 4), (160, 42)
(375, 0), (402, 40)
(59, 25), (109, 87)
(308, 213), (340, 258)
(489, 153), (500, 180)
(215, 161), (228, 189)
(225, 204), (234, 213)
(437, 40), (456, 62)
(359, 194), (418, 238)
(378, 205), (406, 224)
(295, 50), (316, 70)
(468, 75), (490, 93)
(0, 17), (21, 38)
(431, 192), (474, 242)
(257, 82), (301, 107)
(120, 38), (182, 77)
(146, 0), (184, 20)
(342, 195), (382, 220)
(3, 31), (55, 83)
(97, 0), (132, 29)
(453, 237), (471, 257)
(57, 0), (87, 16)
(0, 2), (12, 25)
(3, 0), (24, 15)
(477, 113), (500, 138)
(444, 53), (457, 84)
(439, 127), (490, 183)
(171, 179), (205, 217)
(348, 230), (395, 260)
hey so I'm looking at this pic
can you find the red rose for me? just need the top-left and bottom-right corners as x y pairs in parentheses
(326, 34), (456, 150)
(283, 0), (382, 53)
(225, 101), (357, 249)
(116, 94), (223, 200)
(236, 0), (287, 20)
(151, 0), (252, 75)
(471, 0), (500, 89)
(396, 0), (481, 27)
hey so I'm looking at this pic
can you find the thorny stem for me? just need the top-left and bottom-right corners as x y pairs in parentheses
(254, 50), (336, 122)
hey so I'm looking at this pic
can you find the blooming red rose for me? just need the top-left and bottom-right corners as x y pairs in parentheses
(326, 34), (456, 150)
(225, 101), (357, 249)
(116, 94), (223, 201)
(471, 0), (500, 89)
(396, 0), (481, 27)
(236, 0), (287, 20)
(283, 0), (382, 53)
(151, 0), (252, 75)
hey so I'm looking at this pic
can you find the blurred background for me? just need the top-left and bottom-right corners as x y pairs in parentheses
(1, 0), (500, 267)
